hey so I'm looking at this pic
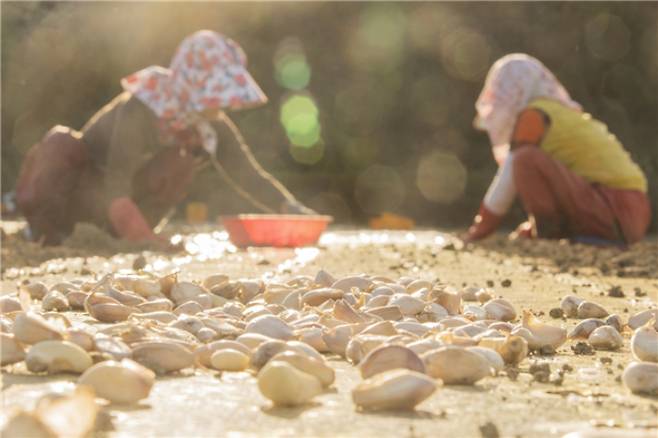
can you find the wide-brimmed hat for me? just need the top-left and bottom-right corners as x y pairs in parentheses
(122, 30), (267, 130)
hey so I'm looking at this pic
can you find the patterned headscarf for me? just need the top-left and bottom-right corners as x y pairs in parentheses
(474, 54), (581, 165)
(121, 30), (267, 154)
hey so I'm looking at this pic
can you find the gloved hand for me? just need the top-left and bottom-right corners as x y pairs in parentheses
(462, 204), (503, 242)
(280, 199), (317, 215)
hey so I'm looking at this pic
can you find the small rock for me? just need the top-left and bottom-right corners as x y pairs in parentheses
(549, 308), (564, 319)
(133, 254), (147, 271)
(538, 345), (556, 356)
(561, 364), (574, 373)
(501, 279), (512, 288)
(479, 421), (500, 438)
(550, 370), (564, 386)
(529, 362), (551, 383)
(599, 357), (612, 365)
(504, 366), (519, 381)
(634, 288), (646, 297)
(486, 280), (495, 288)
(571, 342), (595, 355)
(607, 286), (624, 298)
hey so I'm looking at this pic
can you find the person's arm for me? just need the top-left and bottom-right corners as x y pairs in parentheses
(464, 109), (549, 241)
(103, 99), (161, 241)
(213, 114), (312, 214)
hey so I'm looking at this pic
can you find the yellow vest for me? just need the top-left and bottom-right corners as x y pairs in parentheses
(528, 98), (647, 193)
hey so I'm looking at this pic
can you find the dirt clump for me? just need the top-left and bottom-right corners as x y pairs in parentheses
(479, 421), (500, 438)
(549, 308), (564, 319)
(571, 342), (595, 356)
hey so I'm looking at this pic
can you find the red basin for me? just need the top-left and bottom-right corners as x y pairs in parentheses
(221, 214), (333, 248)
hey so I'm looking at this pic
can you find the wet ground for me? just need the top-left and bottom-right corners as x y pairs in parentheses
(1, 223), (657, 437)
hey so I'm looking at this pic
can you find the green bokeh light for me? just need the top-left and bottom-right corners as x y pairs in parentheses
(275, 53), (311, 90)
(289, 142), (325, 165)
(285, 114), (321, 147)
(280, 94), (322, 149)
(350, 4), (407, 69)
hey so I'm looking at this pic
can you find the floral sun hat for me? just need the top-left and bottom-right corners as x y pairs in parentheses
(474, 53), (581, 165)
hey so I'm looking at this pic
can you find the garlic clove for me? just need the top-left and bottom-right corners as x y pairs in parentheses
(628, 309), (658, 330)
(604, 314), (624, 333)
(631, 319), (658, 362)
(195, 340), (252, 368)
(170, 281), (208, 306)
(389, 294), (425, 316)
(131, 341), (194, 374)
(359, 344), (425, 379)
(478, 334), (528, 365)
(515, 310), (566, 351)
(136, 298), (174, 313)
(331, 275), (372, 293)
(301, 288), (344, 306)
(1, 333), (26, 365)
(295, 327), (329, 353)
(13, 312), (63, 345)
(65, 328), (96, 351)
(35, 386), (97, 438)
(482, 299), (517, 322)
(466, 346), (505, 374)
(245, 315), (293, 340)
(560, 295), (584, 318)
(345, 334), (388, 365)
(257, 360), (322, 406)
(210, 349), (250, 371)
(361, 321), (398, 337)
(0, 296), (23, 314)
(322, 325), (352, 357)
(587, 325), (623, 351)
(431, 289), (461, 315)
(365, 305), (403, 321)
(567, 318), (605, 339)
(78, 358), (155, 404)
(422, 345), (492, 385)
(352, 369), (437, 411)
(576, 301), (609, 319)
(271, 350), (335, 387)
(93, 334), (132, 360)
(315, 269), (336, 287)
(25, 340), (93, 374)
(19, 282), (48, 300)
(622, 361), (658, 395)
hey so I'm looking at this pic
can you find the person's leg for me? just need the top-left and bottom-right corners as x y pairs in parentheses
(598, 188), (651, 244)
(16, 126), (88, 245)
(512, 146), (619, 240)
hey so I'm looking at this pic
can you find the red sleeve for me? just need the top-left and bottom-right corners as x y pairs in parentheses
(511, 108), (550, 149)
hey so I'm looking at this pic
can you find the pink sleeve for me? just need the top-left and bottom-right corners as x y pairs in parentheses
(483, 152), (517, 216)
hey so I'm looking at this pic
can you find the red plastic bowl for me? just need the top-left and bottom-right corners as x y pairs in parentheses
(221, 214), (333, 248)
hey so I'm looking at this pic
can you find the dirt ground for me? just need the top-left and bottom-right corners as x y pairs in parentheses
(1, 222), (657, 438)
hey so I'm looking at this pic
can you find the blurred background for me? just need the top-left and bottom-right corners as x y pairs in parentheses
(2, 2), (657, 230)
